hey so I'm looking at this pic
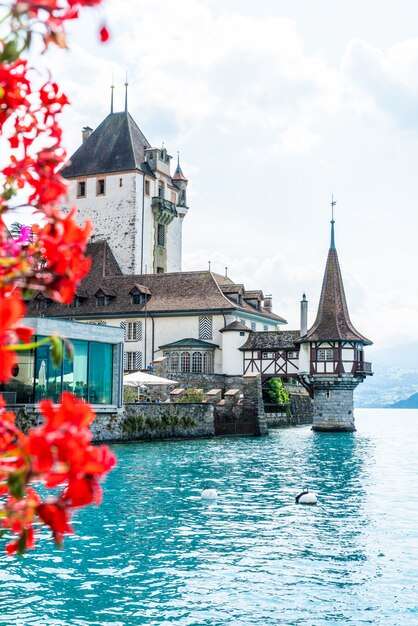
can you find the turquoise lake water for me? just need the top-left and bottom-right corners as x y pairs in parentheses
(1, 409), (418, 625)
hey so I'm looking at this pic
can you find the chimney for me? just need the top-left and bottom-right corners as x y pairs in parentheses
(300, 293), (308, 337)
(82, 126), (93, 143)
(264, 294), (272, 313)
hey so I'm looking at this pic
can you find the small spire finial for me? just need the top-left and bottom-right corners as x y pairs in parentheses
(110, 76), (114, 114)
(208, 260), (211, 271)
(177, 150), (180, 167)
(225, 266), (228, 278)
(124, 71), (128, 112)
(330, 194), (337, 249)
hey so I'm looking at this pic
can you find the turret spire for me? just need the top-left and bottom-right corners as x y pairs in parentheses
(124, 71), (128, 112)
(330, 194), (337, 249)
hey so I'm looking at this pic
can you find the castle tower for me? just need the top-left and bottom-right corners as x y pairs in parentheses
(61, 91), (189, 275)
(298, 213), (373, 431)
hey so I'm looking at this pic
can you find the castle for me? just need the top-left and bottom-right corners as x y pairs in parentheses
(26, 94), (373, 431)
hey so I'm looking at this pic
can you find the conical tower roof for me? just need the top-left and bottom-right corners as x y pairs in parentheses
(302, 219), (372, 345)
(61, 111), (151, 179)
(173, 155), (188, 182)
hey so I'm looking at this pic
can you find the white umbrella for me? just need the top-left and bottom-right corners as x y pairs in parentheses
(123, 371), (178, 386)
(38, 360), (46, 386)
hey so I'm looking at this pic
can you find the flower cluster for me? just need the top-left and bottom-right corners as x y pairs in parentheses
(0, 0), (115, 555)
(1, 393), (116, 555)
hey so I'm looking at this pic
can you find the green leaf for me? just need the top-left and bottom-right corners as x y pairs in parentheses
(7, 472), (25, 500)
(50, 336), (64, 368)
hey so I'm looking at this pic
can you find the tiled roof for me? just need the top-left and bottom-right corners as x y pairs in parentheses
(159, 338), (219, 349)
(244, 290), (264, 300)
(220, 321), (251, 332)
(240, 330), (301, 350)
(302, 242), (372, 345)
(220, 284), (244, 294)
(61, 112), (151, 179)
(26, 242), (287, 323)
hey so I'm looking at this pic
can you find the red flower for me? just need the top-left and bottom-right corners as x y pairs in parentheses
(99, 25), (110, 42)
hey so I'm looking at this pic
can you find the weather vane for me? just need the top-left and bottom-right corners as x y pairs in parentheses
(331, 194), (337, 222)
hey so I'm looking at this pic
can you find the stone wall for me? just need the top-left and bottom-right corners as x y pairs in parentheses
(164, 372), (243, 393)
(310, 376), (358, 431)
(13, 403), (215, 442)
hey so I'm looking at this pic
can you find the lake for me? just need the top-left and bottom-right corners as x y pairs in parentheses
(1, 409), (417, 625)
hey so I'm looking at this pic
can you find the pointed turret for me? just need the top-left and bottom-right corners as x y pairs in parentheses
(303, 219), (372, 345)
(173, 153), (188, 208)
(297, 205), (373, 433)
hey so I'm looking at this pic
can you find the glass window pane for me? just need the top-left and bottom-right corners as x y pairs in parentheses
(88, 342), (113, 404)
(35, 336), (62, 402)
(1, 349), (35, 403)
(63, 340), (88, 400)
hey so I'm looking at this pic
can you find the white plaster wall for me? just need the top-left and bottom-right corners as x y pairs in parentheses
(298, 343), (310, 373)
(133, 179), (153, 274)
(222, 331), (250, 375)
(166, 217), (183, 272)
(65, 173), (138, 274)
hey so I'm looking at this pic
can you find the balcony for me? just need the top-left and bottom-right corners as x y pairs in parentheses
(151, 197), (178, 225)
(354, 361), (373, 374)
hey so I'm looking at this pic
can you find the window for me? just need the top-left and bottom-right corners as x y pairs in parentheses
(77, 181), (86, 198)
(35, 297), (51, 310)
(145, 180), (150, 196)
(119, 178), (123, 187)
(157, 223), (165, 247)
(96, 294), (110, 306)
(262, 352), (275, 359)
(69, 296), (82, 308)
(157, 267), (164, 274)
(287, 351), (298, 359)
(192, 352), (202, 373)
(317, 349), (334, 361)
(96, 178), (105, 195)
(199, 316), (212, 340)
(251, 322), (256, 331)
(124, 351), (142, 371)
(158, 181), (164, 198)
(263, 325), (268, 331)
(164, 349), (214, 374)
(32, 337), (114, 405)
(124, 321), (142, 342)
(132, 293), (146, 305)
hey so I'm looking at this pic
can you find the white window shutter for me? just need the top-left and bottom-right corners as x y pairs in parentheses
(135, 321), (142, 341)
(120, 321), (127, 340)
(123, 351), (127, 371)
(135, 352), (142, 371)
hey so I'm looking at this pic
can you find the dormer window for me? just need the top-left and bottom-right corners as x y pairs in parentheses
(70, 296), (83, 308)
(95, 288), (115, 307)
(77, 180), (86, 198)
(35, 295), (51, 310)
(96, 178), (105, 196)
(96, 294), (109, 306)
(129, 284), (151, 305)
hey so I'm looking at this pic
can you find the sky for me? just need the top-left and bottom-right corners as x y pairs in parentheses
(14, 0), (418, 352)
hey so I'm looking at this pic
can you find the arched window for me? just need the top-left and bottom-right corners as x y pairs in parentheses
(192, 352), (202, 373)
(203, 352), (213, 373)
(181, 351), (190, 372)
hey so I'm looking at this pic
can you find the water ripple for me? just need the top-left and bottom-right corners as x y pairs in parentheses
(1, 409), (418, 625)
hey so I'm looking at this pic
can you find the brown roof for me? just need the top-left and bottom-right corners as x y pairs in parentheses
(302, 243), (372, 345)
(220, 321), (251, 332)
(26, 241), (287, 323)
(240, 330), (300, 350)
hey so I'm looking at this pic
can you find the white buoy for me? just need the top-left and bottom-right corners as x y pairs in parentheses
(201, 487), (218, 500)
(295, 489), (317, 505)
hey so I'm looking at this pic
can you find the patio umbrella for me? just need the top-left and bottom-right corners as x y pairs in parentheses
(38, 360), (46, 387)
(123, 371), (178, 386)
